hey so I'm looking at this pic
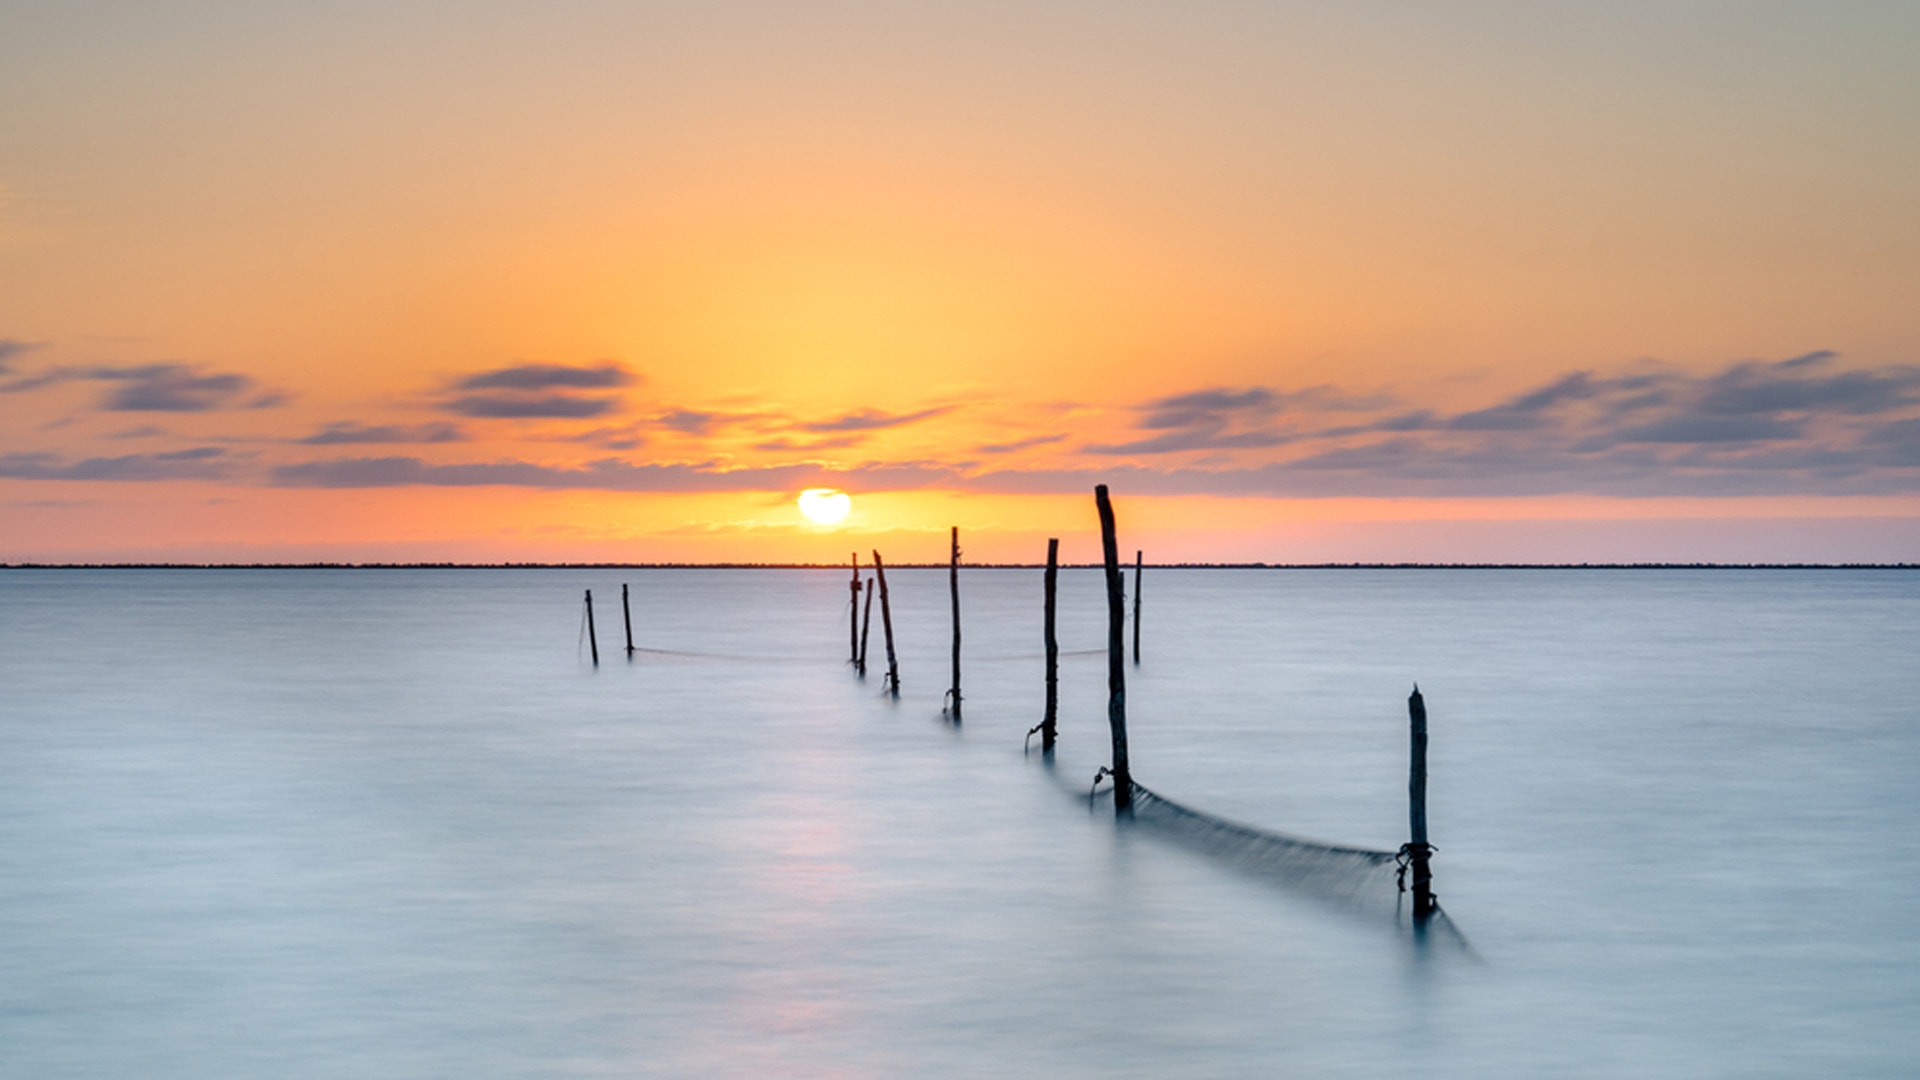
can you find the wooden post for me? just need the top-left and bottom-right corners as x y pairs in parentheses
(1131, 549), (1142, 665)
(848, 553), (861, 665)
(947, 527), (962, 719)
(621, 582), (635, 658)
(1041, 537), (1059, 751)
(1408, 685), (1434, 923)
(858, 575), (874, 676)
(872, 550), (900, 697)
(584, 589), (599, 667)
(1095, 486), (1131, 813)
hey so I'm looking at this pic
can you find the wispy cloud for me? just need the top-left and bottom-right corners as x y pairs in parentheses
(256, 450), (1920, 498)
(106, 424), (169, 440)
(1692, 354), (1919, 416)
(271, 456), (959, 492)
(0, 447), (236, 481)
(799, 405), (954, 433)
(550, 422), (649, 450)
(1598, 415), (1804, 445)
(1138, 387), (1280, 429)
(657, 409), (725, 435)
(1495, 354), (1920, 453)
(297, 421), (468, 445)
(0, 362), (285, 412)
(101, 366), (258, 411)
(1074, 353), (1920, 493)
(0, 339), (40, 375)
(454, 362), (633, 391)
(1239, 351), (1920, 495)
(1084, 428), (1291, 455)
(1865, 417), (1920, 467)
(1447, 371), (1603, 431)
(751, 435), (868, 453)
(444, 394), (619, 419)
(975, 433), (1067, 454)
(1086, 385), (1297, 454)
(440, 360), (635, 419)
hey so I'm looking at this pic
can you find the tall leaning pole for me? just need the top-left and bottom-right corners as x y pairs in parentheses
(1040, 537), (1060, 751)
(1407, 685), (1435, 924)
(946, 527), (962, 719)
(1095, 485), (1132, 814)
(872, 550), (900, 697)
(848, 553), (862, 666)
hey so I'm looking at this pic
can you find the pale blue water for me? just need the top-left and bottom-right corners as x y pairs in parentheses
(2, 567), (1916, 1078)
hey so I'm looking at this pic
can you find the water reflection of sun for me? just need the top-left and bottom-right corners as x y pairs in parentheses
(797, 488), (852, 525)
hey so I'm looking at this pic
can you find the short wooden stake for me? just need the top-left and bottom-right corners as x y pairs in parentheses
(1041, 537), (1059, 751)
(621, 582), (636, 658)
(872, 550), (900, 697)
(857, 574), (874, 676)
(946, 527), (962, 719)
(848, 553), (862, 666)
(1131, 549), (1143, 665)
(1408, 685), (1434, 923)
(1095, 485), (1132, 813)
(584, 589), (600, 667)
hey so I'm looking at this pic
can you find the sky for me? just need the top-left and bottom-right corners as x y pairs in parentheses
(4, 1), (1919, 564)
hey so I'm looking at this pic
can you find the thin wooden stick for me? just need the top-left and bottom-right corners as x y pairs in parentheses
(858, 574), (874, 676)
(947, 527), (962, 719)
(1095, 486), (1131, 813)
(1409, 685), (1434, 923)
(584, 589), (599, 667)
(622, 582), (635, 658)
(848, 553), (861, 665)
(1042, 537), (1059, 751)
(873, 550), (900, 697)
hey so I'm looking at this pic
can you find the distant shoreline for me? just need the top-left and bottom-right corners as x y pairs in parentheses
(6, 562), (1917, 571)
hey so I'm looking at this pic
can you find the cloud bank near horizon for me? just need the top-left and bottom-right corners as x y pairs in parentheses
(6, 351), (1920, 499)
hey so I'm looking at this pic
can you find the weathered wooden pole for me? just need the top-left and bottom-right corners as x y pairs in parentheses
(872, 550), (900, 697)
(947, 526), (962, 718)
(857, 574), (874, 676)
(1041, 537), (1059, 751)
(584, 589), (600, 667)
(621, 582), (636, 658)
(1095, 485), (1132, 813)
(1408, 685), (1434, 923)
(848, 553), (862, 665)
(1131, 549), (1142, 665)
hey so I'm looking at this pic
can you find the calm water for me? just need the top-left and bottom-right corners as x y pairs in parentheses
(2, 567), (1916, 1078)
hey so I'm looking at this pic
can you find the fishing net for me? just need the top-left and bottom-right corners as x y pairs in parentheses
(1126, 781), (1404, 911)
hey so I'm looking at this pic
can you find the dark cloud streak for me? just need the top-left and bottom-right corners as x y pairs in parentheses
(975, 433), (1067, 454)
(439, 361), (636, 420)
(0, 339), (39, 375)
(454, 362), (633, 391)
(298, 421), (468, 445)
(271, 456), (959, 492)
(444, 395), (618, 419)
(0, 447), (235, 481)
(800, 406), (954, 433)
(0, 362), (282, 412)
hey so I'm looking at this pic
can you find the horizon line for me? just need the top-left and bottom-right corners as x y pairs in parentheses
(5, 561), (1917, 571)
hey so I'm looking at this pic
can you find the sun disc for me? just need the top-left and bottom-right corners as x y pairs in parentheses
(797, 488), (852, 525)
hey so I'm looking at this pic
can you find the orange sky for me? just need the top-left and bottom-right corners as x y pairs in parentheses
(4, 3), (1919, 562)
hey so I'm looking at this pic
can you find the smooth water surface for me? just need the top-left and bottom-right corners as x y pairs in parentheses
(2, 567), (1916, 1077)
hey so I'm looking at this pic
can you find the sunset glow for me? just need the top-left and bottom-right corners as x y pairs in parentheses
(3, 4), (1917, 563)
(797, 489), (852, 526)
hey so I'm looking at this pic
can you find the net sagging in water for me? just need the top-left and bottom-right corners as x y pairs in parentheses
(1128, 782), (1402, 911)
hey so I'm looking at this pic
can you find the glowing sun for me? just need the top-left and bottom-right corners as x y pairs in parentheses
(797, 488), (852, 525)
